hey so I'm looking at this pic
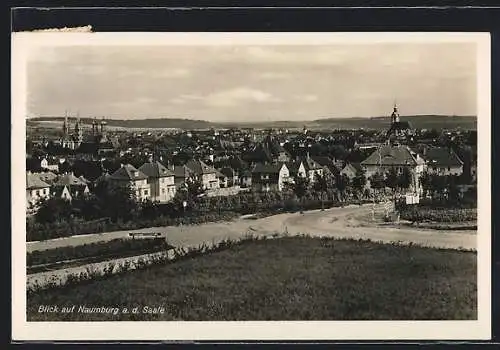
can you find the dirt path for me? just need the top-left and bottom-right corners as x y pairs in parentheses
(26, 205), (477, 289)
(27, 204), (476, 253)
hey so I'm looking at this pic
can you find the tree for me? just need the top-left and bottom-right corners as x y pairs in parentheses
(291, 176), (310, 212)
(352, 171), (367, 199)
(430, 174), (448, 201)
(369, 172), (385, 197)
(313, 173), (329, 210)
(384, 167), (399, 194)
(446, 174), (461, 204)
(420, 172), (433, 198)
(36, 197), (73, 224)
(99, 182), (138, 222)
(335, 174), (349, 202)
(397, 167), (413, 193)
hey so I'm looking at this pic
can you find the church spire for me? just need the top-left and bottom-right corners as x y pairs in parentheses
(391, 101), (400, 124)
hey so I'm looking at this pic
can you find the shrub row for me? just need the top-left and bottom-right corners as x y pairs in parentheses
(400, 207), (477, 223)
(27, 193), (379, 242)
(27, 211), (240, 242)
(27, 238), (172, 267)
(27, 232), (477, 295)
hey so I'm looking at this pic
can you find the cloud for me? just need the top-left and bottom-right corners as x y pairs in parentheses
(204, 87), (281, 107)
(257, 72), (291, 80)
(119, 68), (190, 78)
(170, 94), (204, 105)
(295, 94), (318, 102)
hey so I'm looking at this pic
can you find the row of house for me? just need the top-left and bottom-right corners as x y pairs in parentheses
(26, 144), (466, 209)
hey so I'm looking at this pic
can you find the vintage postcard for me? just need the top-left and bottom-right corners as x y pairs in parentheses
(12, 32), (491, 341)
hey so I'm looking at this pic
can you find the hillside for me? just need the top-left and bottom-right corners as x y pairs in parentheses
(27, 115), (477, 131)
(28, 117), (213, 130)
(312, 115), (477, 130)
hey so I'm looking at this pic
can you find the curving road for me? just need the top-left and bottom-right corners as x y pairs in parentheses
(27, 204), (476, 253)
(26, 204), (477, 288)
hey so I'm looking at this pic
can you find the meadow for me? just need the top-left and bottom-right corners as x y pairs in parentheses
(27, 236), (477, 321)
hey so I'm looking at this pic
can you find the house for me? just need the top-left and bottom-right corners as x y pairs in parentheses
(40, 157), (60, 172)
(52, 185), (73, 201)
(311, 156), (340, 179)
(216, 170), (229, 188)
(139, 161), (177, 203)
(53, 172), (90, 199)
(240, 169), (252, 188)
(423, 147), (464, 176)
(219, 167), (238, 187)
(172, 165), (195, 188)
(109, 164), (150, 201)
(26, 172), (51, 209)
(251, 163), (291, 192)
(286, 160), (307, 181)
(340, 162), (362, 180)
(301, 155), (324, 183)
(185, 159), (220, 190)
(360, 144), (425, 194)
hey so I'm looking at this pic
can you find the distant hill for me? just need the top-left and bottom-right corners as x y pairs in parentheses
(28, 117), (213, 130)
(27, 114), (477, 131)
(311, 115), (477, 130)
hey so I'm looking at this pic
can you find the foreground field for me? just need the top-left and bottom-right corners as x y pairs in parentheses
(28, 236), (477, 321)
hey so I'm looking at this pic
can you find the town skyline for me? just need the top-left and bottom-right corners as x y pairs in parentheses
(27, 43), (477, 122)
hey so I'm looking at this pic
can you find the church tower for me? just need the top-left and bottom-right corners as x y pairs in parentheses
(62, 110), (70, 136)
(74, 116), (83, 144)
(391, 103), (400, 124)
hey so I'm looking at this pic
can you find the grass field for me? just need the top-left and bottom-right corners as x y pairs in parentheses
(27, 237), (477, 321)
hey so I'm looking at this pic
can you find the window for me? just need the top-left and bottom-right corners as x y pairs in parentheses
(144, 190), (149, 196)
(162, 188), (166, 194)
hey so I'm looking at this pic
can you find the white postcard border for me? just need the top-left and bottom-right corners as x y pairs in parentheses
(11, 32), (491, 341)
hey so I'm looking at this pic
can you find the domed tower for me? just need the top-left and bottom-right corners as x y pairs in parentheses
(391, 102), (400, 124)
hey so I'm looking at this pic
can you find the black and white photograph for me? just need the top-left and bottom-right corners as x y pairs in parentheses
(12, 32), (491, 341)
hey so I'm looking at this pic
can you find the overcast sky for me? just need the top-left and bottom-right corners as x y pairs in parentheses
(27, 43), (477, 122)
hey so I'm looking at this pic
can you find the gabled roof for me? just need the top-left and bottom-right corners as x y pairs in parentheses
(110, 164), (148, 181)
(311, 156), (340, 176)
(26, 173), (50, 189)
(185, 159), (217, 175)
(95, 172), (111, 183)
(173, 165), (194, 179)
(285, 161), (303, 174)
(37, 171), (58, 184)
(220, 167), (235, 178)
(424, 147), (464, 167)
(139, 161), (174, 178)
(342, 162), (363, 174)
(361, 145), (418, 166)
(51, 185), (72, 198)
(301, 156), (323, 171)
(56, 173), (88, 187)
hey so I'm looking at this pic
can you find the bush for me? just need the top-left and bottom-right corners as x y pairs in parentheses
(27, 238), (171, 267)
(400, 207), (477, 223)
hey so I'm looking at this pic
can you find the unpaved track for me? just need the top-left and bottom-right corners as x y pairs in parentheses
(27, 204), (476, 253)
(26, 205), (477, 288)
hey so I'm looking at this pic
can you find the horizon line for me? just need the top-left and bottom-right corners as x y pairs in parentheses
(27, 114), (478, 122)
